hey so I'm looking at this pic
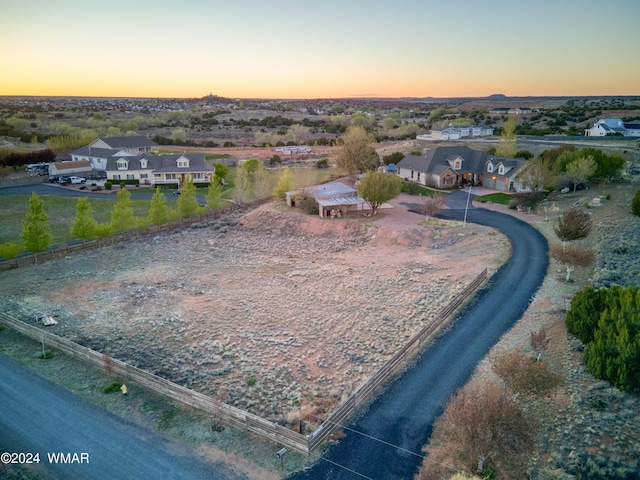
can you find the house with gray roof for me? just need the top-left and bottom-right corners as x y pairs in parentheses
(584, 119), (640, 137)
(106, 152), (214, 187)
(397, 146), (528, 192)
(88, 135), (158, 153)
(71, 136), (159, 170)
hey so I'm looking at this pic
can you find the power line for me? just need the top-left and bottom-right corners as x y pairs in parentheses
(305, 412), (458, 474)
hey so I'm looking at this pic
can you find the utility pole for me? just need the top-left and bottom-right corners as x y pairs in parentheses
(463, 183), (472, 228)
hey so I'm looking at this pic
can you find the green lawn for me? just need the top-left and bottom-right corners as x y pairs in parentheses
(0, 195), (152, 245)
(474, 192), (512, 205)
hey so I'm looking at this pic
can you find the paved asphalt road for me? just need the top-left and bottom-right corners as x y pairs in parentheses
(0, 354), (242, 480)
(289, 190), (549, 479)
(0, 183), (176, 200)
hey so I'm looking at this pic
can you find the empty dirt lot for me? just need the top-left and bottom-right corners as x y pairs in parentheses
(0, 195), (508, 427)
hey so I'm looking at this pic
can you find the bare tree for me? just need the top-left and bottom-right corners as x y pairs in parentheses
(553, 208), (592, 249)
(566, 155), (596, 192)
(334, 125), (379, 175)
(423, 381), (536, 477)
(519, 156), (553, 192)
(102, 347), (115, 377)
(422, 194), (446, 221)
(553, 208), (593, 281)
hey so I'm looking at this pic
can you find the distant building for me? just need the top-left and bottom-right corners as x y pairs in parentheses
(489, 107), (536, 115)
(417, 125), (494, 141)
(584, 118), (640, 137)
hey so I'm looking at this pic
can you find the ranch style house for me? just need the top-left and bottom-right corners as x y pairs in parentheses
(70, 136), (213, 186)
(397, 146), (528, 192)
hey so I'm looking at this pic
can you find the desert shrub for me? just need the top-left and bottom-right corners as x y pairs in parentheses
(517, 190), (545, 208)
(490, 349), (562, 396)
(246, 375), (257, 386)
(402, 181), (429, 195)
(301, 195), (319, 215)
(382, 151), (405, 165)
(418, 381), (535, 479)
(222, 141), (235, 148)
(549, 243), (595, 266)
(102, 381), (121, 393)
(632, 189), (640, 216)
(316, 158), (328, 168)
(269, 154), (282, 165)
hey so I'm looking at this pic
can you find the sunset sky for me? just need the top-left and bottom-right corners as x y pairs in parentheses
(1, 0), (639, 99)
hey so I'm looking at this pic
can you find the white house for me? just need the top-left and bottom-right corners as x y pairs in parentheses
(584, 119), (640, 137)
(417, 125), (494, 141)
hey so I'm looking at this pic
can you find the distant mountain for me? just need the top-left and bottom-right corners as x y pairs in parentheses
(486, 94), (508, 100)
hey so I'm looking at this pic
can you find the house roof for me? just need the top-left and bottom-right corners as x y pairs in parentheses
(596, 119), (626, 132)
(93, 136), (158, 149)
(304, 182), (357, 199)
(55, 160), (91, 171)
(397, 146), (526, 179)
(72, 146), (122, 158)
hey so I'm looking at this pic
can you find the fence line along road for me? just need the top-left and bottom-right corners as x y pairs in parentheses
(0, 268), (487, 454)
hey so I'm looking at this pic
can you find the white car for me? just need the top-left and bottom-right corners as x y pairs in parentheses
(69, 176), (86, 184)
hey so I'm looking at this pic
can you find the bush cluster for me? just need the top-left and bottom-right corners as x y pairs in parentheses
(566, 285), (640, 391)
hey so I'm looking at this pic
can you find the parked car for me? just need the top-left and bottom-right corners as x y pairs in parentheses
(57, 176), (71, 185)
(69, 176), (86, 184)
(48, 175), (61, 183)
(173, 190), (181, 196)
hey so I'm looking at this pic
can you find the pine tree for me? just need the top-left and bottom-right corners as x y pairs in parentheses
(148, 187), (169, 225)
(206, 174), (222, 210)
(110, 186), (135, 232)
(70, 197), (98, 239)
(177, 177), (199, 218)
(21, 192), (51, 252)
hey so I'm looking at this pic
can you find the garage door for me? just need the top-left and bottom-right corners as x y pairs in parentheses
(495, 179), (506, 191)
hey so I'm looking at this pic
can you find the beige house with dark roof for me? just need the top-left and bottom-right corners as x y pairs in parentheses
(397, 146), (528, 192)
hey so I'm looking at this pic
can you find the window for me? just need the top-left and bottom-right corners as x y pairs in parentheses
(127, 174), (134, 180)
(487, 163), (494, 173)
(113, 174), (121, 180)
(117, 161), (127, 170)
(141, 174), (148, 179)
(166, 173), (176, 180)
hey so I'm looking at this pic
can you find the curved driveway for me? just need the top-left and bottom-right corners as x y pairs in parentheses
(290, 190), (548, 479)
